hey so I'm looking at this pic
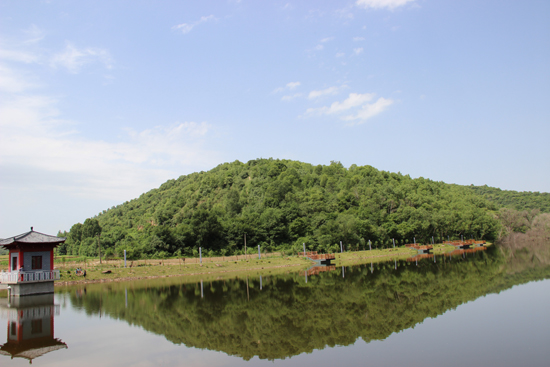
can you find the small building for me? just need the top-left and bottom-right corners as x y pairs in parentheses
(0, 228), (64, 297)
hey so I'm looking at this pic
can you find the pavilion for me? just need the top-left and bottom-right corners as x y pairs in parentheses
(0, 228), (64, 297)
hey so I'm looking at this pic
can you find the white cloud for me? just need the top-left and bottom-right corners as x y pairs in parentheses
(314, 44), (324, 51)
(0, 48), (39, 64)
(342, 97), (393, 124)
(353, 37), (365, 41)
(172, 15), (216, 34)
(0, 93), (217, 199)
(50, 43), (113, 73)
(281, 93), (302, 101)
(308, 93), (375, 115)
(356, 0), (416, 10)
(0, 59), (218, 201)
(305, 93), (393, 124)
(1, 31), (113, 77)
(286, 81), (301, 90)
(353, 47), (364, 55)
(321, 37), (334, 43)
(23, 25), (46, 44)
(336, 5), (355, 19)
(308, 85), (346, 100)
(0, 64), (39, 93)
(274, 81), (301, 93)
(335, 52), (345, 58)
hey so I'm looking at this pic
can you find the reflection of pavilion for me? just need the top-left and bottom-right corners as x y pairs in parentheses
(0, 294), (67, 363)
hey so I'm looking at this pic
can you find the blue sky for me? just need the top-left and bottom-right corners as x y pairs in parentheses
(1, 0), (549, 237)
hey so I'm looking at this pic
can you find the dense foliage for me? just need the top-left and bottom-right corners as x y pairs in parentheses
(470, 185), (550, 213)
(59, 159), (505, 258)
(67, 247), (550, 360)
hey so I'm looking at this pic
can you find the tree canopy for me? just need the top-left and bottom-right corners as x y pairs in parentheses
(59, 159), (546, 259)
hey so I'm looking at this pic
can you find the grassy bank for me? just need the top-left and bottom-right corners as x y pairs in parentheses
(0, 243), (491, 287)
(54, 256), (310, 285)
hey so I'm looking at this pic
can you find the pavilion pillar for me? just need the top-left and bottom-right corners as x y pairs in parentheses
(19, 250), (24, 270)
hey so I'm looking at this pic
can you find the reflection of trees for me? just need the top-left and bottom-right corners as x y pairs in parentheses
(498, 212), (550, 272)
(67, 247), (550, 361)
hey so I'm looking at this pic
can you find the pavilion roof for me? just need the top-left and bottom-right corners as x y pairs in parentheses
(0, 338), (67, 361)
(0, 228), (65, 247)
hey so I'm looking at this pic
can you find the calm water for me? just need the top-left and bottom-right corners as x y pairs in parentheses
(1, 247), (549, 367)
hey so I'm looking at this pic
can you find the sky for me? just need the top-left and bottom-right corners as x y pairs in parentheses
(1, 0), (549, 238)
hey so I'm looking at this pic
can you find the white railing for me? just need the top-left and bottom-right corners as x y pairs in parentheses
(0, 270), (60, 284)
(0, 305), (60, 320)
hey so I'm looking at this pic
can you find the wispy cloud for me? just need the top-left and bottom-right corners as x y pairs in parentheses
(0, 64), (40, 93)
(50, 42), (113, 73)
(336, 5), (355, 19)
(281, 93), (302, 101)
(282, 3), (293, 10)
(353, 37), (365, 41)
(335, 52), (345, 58)
(0, 47), (218, 201)
(321, 37), (334, 43)
(307, 93), (375, 115)
(172, 15), (216, 34)
(353, 47), (364, 55)
(341, 97), (393, 125)
(305, 92), (393, 124)
(0, 47), (40, 64)
(23, 25), (46, 44)
(308, 85), (346, 100)
(356, 0), (416, 10)
(1, 30), (113, 77)
(0, 92), (218, 199)
(274, 81), (301, 93)
(286, 81), (301, 90)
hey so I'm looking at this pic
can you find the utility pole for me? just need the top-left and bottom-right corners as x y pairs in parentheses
(244, 233), (247, 259)
(98, 233), (102, 265)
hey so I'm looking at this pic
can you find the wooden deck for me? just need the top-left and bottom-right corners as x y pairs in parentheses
(444, 240), (486, 249)
(405, 244), (433, 253)
(299, 251), (335, 265)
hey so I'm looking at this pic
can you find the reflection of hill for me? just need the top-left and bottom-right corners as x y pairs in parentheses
(67, 247), (550, 361)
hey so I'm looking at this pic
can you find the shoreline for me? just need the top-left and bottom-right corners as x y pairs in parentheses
(2, 244), (485, 290)
(54, 248), (424, 286)
(54, 262), (305, 286)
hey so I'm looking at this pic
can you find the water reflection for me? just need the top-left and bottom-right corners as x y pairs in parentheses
(56, 245), (550, 362)
(406, 245), (488, 264)
(0, 294), (67, 363)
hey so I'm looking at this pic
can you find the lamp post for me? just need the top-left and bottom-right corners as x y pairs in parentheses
(244, 233), (247, 260)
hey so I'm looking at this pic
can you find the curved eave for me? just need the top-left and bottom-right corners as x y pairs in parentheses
(0, 240), (65, 250)
(0, 231), (66, 248)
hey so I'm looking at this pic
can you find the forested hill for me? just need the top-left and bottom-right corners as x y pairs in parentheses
(61, 159), (505, 259)
(469, 185), (550, 213)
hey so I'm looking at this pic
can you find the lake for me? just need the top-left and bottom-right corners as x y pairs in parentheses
(1, 246), (549, 366)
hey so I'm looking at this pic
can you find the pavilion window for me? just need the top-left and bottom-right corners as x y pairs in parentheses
(31, 319), (43, 334)
(32, 256), (43, 270)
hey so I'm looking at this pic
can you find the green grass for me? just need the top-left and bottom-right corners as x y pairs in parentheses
(54, 256), (310, 283)
(0, 244), (493, 285)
